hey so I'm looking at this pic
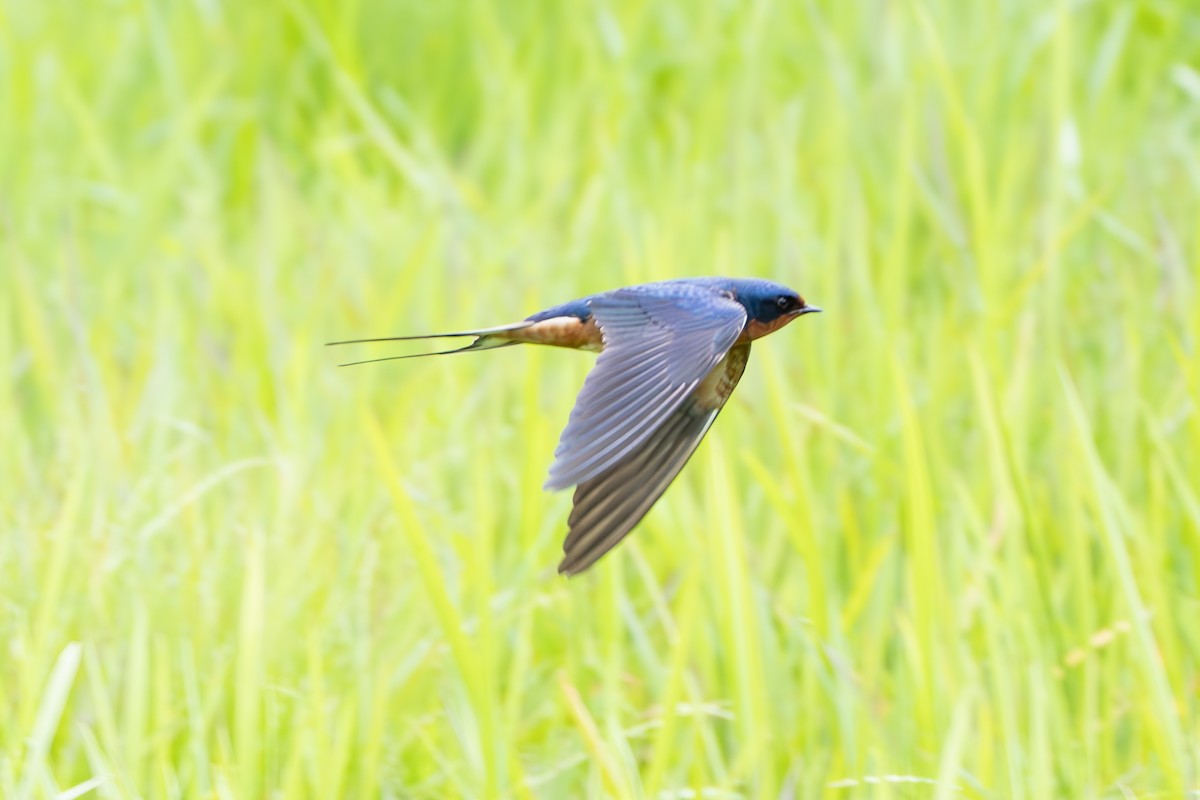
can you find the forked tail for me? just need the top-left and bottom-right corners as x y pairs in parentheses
(326, 321), (534, 367)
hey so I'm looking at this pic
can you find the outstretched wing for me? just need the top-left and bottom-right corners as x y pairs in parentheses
(558, 344), (751, 575)
(544, 284), (747, 491)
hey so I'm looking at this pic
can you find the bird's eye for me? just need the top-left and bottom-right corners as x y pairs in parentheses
(776, 295), (793, 310)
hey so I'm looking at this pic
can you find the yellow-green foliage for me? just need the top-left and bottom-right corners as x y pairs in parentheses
(3, 1), (1199, 797)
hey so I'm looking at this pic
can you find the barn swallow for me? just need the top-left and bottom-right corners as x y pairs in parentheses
(329, 277), (821, 575)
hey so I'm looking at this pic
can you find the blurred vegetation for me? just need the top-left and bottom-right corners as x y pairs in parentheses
(2, 0), (1199, 797)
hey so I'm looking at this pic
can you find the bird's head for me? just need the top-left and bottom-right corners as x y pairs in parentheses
(729, 279), (821, 338)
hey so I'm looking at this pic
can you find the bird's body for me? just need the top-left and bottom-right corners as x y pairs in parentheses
(330, 277), (820, 574)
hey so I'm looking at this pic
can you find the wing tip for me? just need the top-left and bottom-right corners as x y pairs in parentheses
(556, 552), (593, 576)
(543, 475), (572, 492)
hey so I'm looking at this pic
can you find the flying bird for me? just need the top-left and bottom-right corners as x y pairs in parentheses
(329, 277), (821, 575)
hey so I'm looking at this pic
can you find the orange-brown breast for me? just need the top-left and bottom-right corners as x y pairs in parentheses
(505, 316), (604, 351)
(737, 315), (797, 343)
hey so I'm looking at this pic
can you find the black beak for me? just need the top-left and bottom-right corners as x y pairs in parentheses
(797, 305), (822, 315)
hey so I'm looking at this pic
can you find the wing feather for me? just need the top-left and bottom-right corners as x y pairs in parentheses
(558, 345), (751, 575)
(544, 285), (746, 491)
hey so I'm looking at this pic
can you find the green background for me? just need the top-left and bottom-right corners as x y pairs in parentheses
(3, 0), (1198, 797)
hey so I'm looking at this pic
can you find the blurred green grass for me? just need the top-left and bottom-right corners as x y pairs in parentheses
(2, 0), (1199, 797)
